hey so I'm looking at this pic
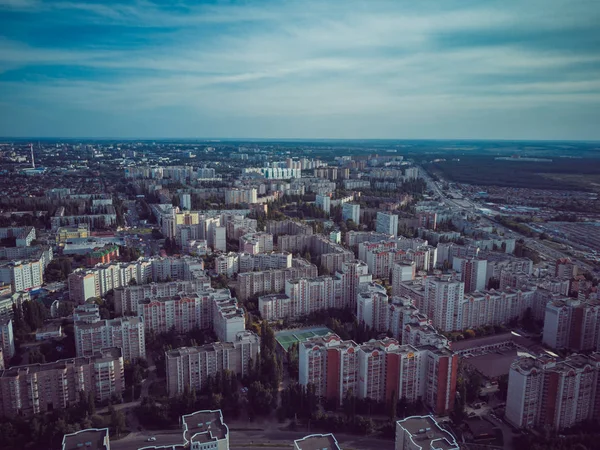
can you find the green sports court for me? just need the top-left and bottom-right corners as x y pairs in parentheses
(275, 326), (334, 352)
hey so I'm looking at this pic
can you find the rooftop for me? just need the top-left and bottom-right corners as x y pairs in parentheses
(61, 428), (109, 450)
(294, 433), (341, 450)
(397, 415), (459, 450)
(182, 410), (228, 445)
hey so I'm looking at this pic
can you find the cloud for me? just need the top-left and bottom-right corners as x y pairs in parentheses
(0, 0), (599, 139)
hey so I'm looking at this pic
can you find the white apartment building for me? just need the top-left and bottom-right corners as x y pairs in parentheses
(74, 316), (146, 362)
(166, 331), (259, 396)
(315, 194), (331, 214)
(258, 294), (292, 321)
(239, 232), (274, 254)
(225, 188), (258, 205)
(0, 259), (44, 293)
(423, 276), (465, 332)
(376, 212), (398, 237)
(392, 262), (416, 295)
(0, 319), (15, 366)
(342, 203), (360, 224)
(357, 283), (390, 333)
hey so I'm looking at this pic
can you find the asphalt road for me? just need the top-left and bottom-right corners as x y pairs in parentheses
(112, 426), (395, 450)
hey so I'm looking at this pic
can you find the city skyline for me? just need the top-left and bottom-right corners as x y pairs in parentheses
(1, 0), (599, 140)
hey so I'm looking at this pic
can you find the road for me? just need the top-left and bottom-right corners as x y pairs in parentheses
(420, 165), (595, 273)
(112, 425), (394, 450)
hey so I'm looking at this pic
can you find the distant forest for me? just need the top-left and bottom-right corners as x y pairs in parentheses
(428, 155), (600, 191)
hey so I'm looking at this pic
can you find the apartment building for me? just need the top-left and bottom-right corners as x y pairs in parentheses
(342, 203), (360, 224)
(338, 260), (371, 310)
(345, 231), (392, 247)
(392, 262), (416, 296)
(461, 288), (535, 330)
(0, 348), (124, 418)
(543, 298), (600, 351)
(315, 194), (331, 215)
(376, 212), (399, 237)
(357, 283), (390, 333)
(423, 276), (465, 332)
(266, 220), (313, 237)
(0, 319), (15, 366)
(395, 415), (459, 450)
(0, 246), (51, 292)
(74, 316), (146, 362)
(236, 262), (318, 301)
(215, 251), (292, 277)
(258, 294), (293, 321)
(285, 276), (340, 318)
(0, 227), (36, 247)
(299, 335), (458, 414)
(114, 279), (209, 315)
(62, 428), (110, 450)
(555, 258), (578, 279)
(68, 256), (208, 304)
(298, 334), (358, 403)
(225, 187), (258, 205)
(506, 353), (600, 430)
(239, 232), (274, 254)
(166, 331), (259, 396)
(137, 289), (245, 342)
(452, 257), (487, 293)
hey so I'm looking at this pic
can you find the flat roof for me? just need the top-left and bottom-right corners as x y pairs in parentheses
(182, 410), (228, 445)
(397, 415), (459, 450)
(466, 349), (520, 379)
(294, 433), (341, 450)
(62, 428), (109, 450)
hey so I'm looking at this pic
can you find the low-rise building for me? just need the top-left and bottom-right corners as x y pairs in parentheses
(395, 415), (459, 450)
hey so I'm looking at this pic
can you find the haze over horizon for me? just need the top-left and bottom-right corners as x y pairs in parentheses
(1, 0), (599, 140)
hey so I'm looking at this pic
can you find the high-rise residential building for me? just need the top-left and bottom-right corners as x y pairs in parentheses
(299, 334), (358, 403)
(342, 203), (360, 224)
(357, 283), (390, 333)
(68, 256), (208, 304)
(137, 289), (245, 342)
(423, 276), (465, 332)
(0, 348), (124, 418)
(0, 259), (44, 293)
(239, 232), (274, 254)
(225, 188), (258, 205)
(236, 262), (318, 301)
(395, 415), (460, 450)
(329, 230), (341, 244)
(285, 275), (341, 318)
(113, 279), (208, 315)
(376, 212), (398, 237)
(555, 258), (578, 279)
(0, 318), (15, 366)
(315, 194), (331, 215)
(299, 335), (457, 414)
(179, 193), (192, 211)
(338, 260), (371, 309)
(166, 331), (259, 396)
(452, 257), (487, 293)
(392, 262), (416, 296)
(294, 434), (341, 450)
(74, 316), (146, 362)
(505, 353), (600, 430)
(542, 298), (600, 351)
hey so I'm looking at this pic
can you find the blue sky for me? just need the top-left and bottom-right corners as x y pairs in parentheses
(0, 0), (599, 139)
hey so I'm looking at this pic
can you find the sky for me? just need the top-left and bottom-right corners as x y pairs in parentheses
(0, 0), (599, 140)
